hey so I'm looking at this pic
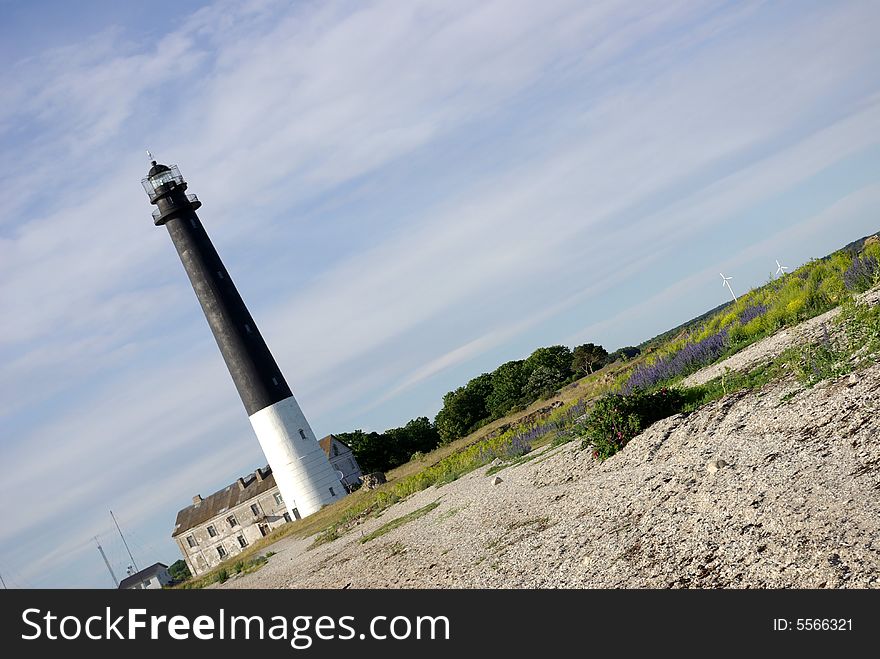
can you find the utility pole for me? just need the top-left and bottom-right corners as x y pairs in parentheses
(110, 510), (138, 573)
(95, 537), (119, 587)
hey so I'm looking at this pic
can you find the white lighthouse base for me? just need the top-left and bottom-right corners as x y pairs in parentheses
(248, 396), (345, 518)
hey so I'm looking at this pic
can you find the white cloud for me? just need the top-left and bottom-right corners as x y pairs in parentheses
(2, 0), (880, 587)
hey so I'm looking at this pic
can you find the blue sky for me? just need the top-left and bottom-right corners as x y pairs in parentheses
(1, 0), (879, 588)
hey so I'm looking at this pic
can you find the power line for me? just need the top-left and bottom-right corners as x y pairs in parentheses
(110, 510), (139, 573)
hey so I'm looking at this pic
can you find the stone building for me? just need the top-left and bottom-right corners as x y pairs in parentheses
(172, 436), (361, 576)
(118, 562), (173, 590)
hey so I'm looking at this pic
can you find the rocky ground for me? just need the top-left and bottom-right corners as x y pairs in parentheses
(222, 357), (880, 588)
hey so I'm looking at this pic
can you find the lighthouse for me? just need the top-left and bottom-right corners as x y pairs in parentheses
(142, 158), (345, 518)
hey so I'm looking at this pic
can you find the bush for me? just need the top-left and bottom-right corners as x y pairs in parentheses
(844, 254), (879, 293)
(580, 389), (688, 460)
(623, 330), (728, 392)
(217, 568), (228, 584)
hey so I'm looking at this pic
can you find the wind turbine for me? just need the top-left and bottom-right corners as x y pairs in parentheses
(720, 273), (737, 301)
(775, 259), (789, 277)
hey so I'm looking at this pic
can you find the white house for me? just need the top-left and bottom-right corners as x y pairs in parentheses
(118, 563), (173, 590)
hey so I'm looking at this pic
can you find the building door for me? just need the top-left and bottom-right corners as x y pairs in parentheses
(259, 523), (269, 537)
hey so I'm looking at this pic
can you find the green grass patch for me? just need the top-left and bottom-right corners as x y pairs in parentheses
(485, 451), (539, 476)
(360, 501), (441, 544)
(436, 506), (466, 522)
(178, 553), (272, 589)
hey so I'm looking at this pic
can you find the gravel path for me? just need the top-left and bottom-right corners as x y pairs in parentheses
(223, 359), (880, 589)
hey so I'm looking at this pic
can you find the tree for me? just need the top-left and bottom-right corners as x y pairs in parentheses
(337, 418), (443, 473)
(335, 429), (387, 474)
(486, 360), (527, 418)
(168, 559), (191, 583)
(384, 417), (442, 466)
(608, 346), (640, 362)
(523, 365), (563, 400)
(572, 343), (609, 375)
(434, 373), (493, 443)
(522, 345), (573, 380)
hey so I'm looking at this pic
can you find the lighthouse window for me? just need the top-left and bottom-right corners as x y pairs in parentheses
(217, 270), (224, 279)
(272, 377), (278, 385)
(329, 487), (336, 496)
(298, 428), (306, 439)
(190, 218), (197, 228)
(244, 324), (252, 333)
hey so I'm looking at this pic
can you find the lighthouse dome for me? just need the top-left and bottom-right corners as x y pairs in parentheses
(147, 161), (170, 177)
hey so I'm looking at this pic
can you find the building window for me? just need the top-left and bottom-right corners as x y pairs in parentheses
(251, 503), (261, 516)
(244, 323), (252, 333)
(329, 487), (336, 496)
(186, 535), (196, 549)
(333, 445), (339, 456)
(207, 525), (217, 537)
(237, 535), (248, 548)
(217, 270), (224, 279)
(217, 546), (227, 559)
(227, 515), (238, 528)
(298, 429), (306, 439)
(190, 218), (197, 228)
(272, 377), (278, 385)
(274, 493), (283, 505)
(283, 512), (292, 523)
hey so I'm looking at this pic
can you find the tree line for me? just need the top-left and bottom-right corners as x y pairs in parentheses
(336, 342), (640, 474)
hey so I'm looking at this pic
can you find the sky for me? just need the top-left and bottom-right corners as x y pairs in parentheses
(1, 0), (879, 588)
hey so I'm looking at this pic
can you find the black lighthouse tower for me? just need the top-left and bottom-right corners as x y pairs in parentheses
(143, 159), (344, 518)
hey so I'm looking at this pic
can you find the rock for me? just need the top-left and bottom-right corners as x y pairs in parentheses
(490, 458), (503, 467)
(706, 459), (728, 474)
(361, 472), (387, 489)
(491, 476), (504, 485)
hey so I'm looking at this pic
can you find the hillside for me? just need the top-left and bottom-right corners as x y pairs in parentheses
(221, 358), (880, 588)
(176, 232), (880, 590)
(216, 283), (880, 588)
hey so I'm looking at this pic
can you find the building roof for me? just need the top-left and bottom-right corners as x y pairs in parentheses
(118, 562), (168, 590)
(172, 466), (279, 537)
(318, 434), (351, 454)
(172, 438), (352, 537)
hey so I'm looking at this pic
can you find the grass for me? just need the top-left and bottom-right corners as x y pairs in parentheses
(177, 246), (879, 587)
(485, 451), (539, 476)
(436, 505), (466, 522)
(177, 552), (272, 589)
(359, 501), (441, 544)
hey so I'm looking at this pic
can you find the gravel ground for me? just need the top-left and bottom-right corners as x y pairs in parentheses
(222, 358), (880, 589)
